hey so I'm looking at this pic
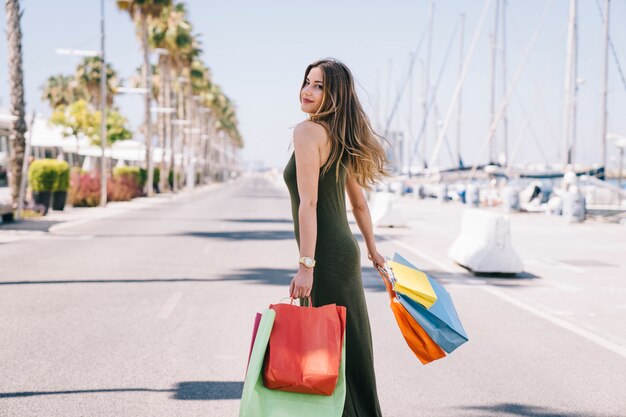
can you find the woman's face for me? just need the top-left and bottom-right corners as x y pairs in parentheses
(300, 66), (324, 115)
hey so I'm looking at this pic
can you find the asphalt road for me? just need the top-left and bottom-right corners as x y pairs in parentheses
(0, 174), (624, 417)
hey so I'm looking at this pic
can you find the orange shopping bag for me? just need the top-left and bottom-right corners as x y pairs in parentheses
(262, 299), (346, 396)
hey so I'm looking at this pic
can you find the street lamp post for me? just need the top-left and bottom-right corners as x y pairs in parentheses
(171, 119), (190, 191)
(99, 0), (107, 207)
(55, 1), (107, 207)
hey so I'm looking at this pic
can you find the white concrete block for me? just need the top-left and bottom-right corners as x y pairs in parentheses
(562, 189), (586, 223)
(371, 191), (407, 228)
(448, 208), (524, 274)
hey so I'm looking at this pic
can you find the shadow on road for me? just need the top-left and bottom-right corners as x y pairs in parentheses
(174, 381), (243, 400)
(46, 230), (296, 240)
(428, 270), (543, 288)
(0, 278), (219, 286)
(217, 267), (293, 286)
(0, 381), (243, 401)
(223, 218), (293, 224)
(0, 219), (62, 233)
(459, 402), (606, 417)
(186, 230), (295, 240)
(216, 266), (386, 292)
(234, 194), (288, 200)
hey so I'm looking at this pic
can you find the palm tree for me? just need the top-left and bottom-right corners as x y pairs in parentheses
(41, 74), (86, 110)
(171, 32), (201, 190)
(148, 3), (194, 191)
(117, 0), (171, 196)
(201, 81), (243, 180)
(5, 0), (26, 208)
(74, 56), (118, 108)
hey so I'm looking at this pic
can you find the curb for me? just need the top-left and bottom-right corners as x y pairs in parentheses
(46, 182), (229, 233)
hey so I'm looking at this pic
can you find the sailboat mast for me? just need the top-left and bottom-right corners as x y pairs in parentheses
(600, 0), (610, 178)
(562, 0), (577, 167)
(489, 0), (501, 164)
(456, 13), (465, 168)
(501, 0), (508, 165)
(422, 3), (435, 168)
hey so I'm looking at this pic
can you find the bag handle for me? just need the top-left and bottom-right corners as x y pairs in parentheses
(277, 296), (313, 307)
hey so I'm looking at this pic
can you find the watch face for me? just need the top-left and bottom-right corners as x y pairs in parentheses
(305, 258), (313, 267)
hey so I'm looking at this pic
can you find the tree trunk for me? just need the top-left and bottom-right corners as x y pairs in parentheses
(5, 0), (27, 208)
(141, 13), (154, 196)
(165, 59), (174, 192)
(158, 55), (168, 193)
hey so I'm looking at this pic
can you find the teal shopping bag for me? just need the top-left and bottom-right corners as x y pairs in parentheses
(239, 309), (346, 417)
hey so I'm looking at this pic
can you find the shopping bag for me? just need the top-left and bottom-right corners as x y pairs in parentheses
(245, 312), (263, 375)
(393, 253), (468, 353)
(378, 265), (446, 364)
(388, 260), (438, 308)
(263, 301), (346, 396)
(239, 309), (347, 417)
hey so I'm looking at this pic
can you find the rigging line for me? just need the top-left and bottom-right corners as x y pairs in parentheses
(467, 0), (556, 182)
(433, 100), (458, 167)
(593, 0), (626, 93)
(507, 5), (565, 149)
(507, 89), (550, 170)
(426, 0), (494, 169)
(506, 25), (567, 171)
(609, 38), (626, 93)
(70, 35), (101, 52)
(383, 26), (429, 135)
(397, 55), (417, 135)
(408, 18), (461, 169)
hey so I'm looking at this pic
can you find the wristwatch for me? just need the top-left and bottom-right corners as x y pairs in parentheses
(298, 256), (316, 268)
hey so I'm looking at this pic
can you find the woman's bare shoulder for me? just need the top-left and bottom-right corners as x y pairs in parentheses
(293, 120), (328, 146)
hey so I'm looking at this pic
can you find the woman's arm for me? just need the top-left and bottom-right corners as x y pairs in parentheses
(346, 173), (385, 268)
(289, 121), (326, 299)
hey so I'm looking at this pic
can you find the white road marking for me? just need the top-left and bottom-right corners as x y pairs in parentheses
(157, 292), (183, 320)
(483, 286), (626, 360)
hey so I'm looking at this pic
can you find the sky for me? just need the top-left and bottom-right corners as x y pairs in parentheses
(1, 0), (626, 171)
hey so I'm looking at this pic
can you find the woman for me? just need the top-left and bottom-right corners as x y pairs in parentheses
(283, 58), (389, 417)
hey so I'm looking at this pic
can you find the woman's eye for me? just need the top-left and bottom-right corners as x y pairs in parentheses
(316, 85), (322, 89)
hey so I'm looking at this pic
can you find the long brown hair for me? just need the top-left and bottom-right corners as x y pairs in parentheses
(300, 58), (390, 190)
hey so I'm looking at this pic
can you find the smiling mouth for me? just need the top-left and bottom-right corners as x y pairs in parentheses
(302, 98), (313, 103)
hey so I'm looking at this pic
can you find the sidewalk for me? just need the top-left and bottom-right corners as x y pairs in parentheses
(0, 182), (227, 243)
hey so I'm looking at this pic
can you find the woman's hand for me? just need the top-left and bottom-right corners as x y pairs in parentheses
(289, 268), (314, 299)
(368, 251), (386, 270)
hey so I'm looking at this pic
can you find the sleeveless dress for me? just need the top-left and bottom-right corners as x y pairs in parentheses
(283, 151), (383, 417)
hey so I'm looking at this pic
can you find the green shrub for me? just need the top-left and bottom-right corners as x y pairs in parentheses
(28, 159), (58, 192)
(153, 167), (160, 187)
(138, 167), (148, 189)
(52, 160), (70, 192)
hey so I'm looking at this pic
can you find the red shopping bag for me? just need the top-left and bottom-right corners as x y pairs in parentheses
(245, 312), (263, 376)
(262, 300), (346, 396)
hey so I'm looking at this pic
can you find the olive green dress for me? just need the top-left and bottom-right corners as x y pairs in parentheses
(283, 151), (383, 417)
